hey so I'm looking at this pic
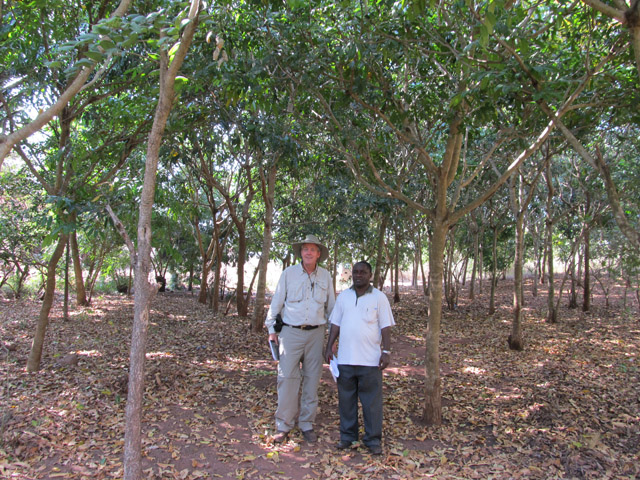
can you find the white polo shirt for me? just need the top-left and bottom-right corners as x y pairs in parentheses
(329, 285), (395, 367)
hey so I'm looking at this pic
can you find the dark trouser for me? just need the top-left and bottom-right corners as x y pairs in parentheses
(337, 365), (383, 447)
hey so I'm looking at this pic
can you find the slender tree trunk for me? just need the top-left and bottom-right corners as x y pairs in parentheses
(469, 214), (478, 300)
(373, 215), (388, 288)
(508, 176), (525, 351)
(211, 229), (227, 313)
(64, 238), (70, 321)
(583, 227), (591, 312)
(545, 166), (557, 324)
(478, 227), (484, 295)
(27, 233), (69, 372)
(252, 161), (276, 331)
(422, 218), (446, 425)
(332, 240), (338, 293)
(198, 259), (211, 304)
(197, 226), (217, 305)
(509, 213), (525, 350)
(461, 255), (468, 287)
(123, 4), (200, 478)
(532, 225), (540, 297)
(393, 229), (400, 303)
(489, 225), (498, 316)
(236, 232), (248, 316)
(569, 259), (578, 309)
(70, 231), (88, 306)
(417, 228), (428, 297)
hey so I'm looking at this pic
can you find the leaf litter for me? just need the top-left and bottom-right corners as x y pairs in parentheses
(1, 279), (639, 479)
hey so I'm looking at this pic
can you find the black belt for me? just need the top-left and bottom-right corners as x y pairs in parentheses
(283, 322), (319, 331)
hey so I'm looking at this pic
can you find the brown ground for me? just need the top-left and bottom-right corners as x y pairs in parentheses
(1, 278), (639, 479)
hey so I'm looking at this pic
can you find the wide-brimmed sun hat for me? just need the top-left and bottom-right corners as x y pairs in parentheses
(292, 234), (329, 263)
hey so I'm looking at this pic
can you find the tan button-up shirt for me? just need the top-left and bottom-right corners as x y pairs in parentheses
(265, 263), (335, 334)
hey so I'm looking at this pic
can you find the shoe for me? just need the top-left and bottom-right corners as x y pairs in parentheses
(336, 440), (353, 449)
(272, 431), (289, 443)
(367, 444), (383, 455)
(301, 429), (317, 443)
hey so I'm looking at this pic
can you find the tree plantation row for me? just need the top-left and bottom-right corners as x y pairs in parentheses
(2, 1), (639, 478)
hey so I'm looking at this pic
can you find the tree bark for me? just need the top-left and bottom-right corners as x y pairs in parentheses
(583, 226), (591, 312)
(26, 233), (69, 372)
(545, 164), (558, 324)
(123, 3), (200, 479)
(393, 228), (400, 303)
(422, 217), (446, 425)
(508, 173), (532, 351)
(509, 206), (525, 350)
(373, 215), (388, 288)
(70, 231), (88, 306)
(252, 161), (277, 331)
(489, 225), (498, 316)
(417, 228), (428, 297)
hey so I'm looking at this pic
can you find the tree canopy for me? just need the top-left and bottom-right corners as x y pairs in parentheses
(1, 1), (640, 476)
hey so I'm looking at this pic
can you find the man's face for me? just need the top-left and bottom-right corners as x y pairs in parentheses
(352, 263), (372, 289)
(301, 243), (321, 265)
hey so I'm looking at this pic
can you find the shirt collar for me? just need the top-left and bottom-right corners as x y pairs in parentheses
(350, 284), (373, 295)
(297, 263), (317, 276)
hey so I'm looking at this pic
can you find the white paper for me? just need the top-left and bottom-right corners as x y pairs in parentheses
(330, 356), (340, 382)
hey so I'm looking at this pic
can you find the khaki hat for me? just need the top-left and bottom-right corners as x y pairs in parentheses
(292, 234), (329, 263)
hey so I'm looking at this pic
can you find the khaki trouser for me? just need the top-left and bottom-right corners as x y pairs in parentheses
(275, 325), (325, 432)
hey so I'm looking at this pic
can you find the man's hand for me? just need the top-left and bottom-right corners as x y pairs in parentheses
(379, 352), (390, 370)
(324, 347), (333, 364)
(268, 333), (278, 344)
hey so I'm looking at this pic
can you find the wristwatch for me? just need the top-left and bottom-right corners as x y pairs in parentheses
(382, 350), (391, 354)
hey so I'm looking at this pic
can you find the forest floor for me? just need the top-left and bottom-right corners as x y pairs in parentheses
(1, 279), (639, 480)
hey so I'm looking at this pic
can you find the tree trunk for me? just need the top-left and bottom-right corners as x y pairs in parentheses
(197, 227), (217, 305)
(583, 226), (591, 312)
(252, 161), (276, 331)
(469, 214), (478, 300)
(70, 231), (88, 306)
(198, 258), (211, 304)
(64, 238), (70, 321)
(123, 4), (200, 478)
(545, 166), (557, 324)
(509, 214), (525, 350)
(508, 176), (525, 351)
(568, 259), (578, 309)
(332, 240), (338, 293)
(417, 228), (428, 297)
(236, 231), (248, 316)
(373, 215), (388, 288)
(478, 227), (484, 295)
(489, 225), (498, 316)
(532, 225), (540, 297)
(422, 218), (446, 425)
(26, 233), (69, 372)
(393, 228), (400, 303)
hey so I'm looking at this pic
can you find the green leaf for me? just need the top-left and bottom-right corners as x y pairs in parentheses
(84, 51), (105, 62)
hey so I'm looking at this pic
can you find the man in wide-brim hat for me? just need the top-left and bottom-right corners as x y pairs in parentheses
(265, 234), (335, 444)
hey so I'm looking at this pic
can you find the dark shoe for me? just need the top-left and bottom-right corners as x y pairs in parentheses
(367, 444), (383, 455)
(336, 440), (353, 450)
(273, 431), (289, 443)
(302, 429), (317, 443)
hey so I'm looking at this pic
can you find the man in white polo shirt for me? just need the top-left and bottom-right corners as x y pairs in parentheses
(324, 260), (395, 455)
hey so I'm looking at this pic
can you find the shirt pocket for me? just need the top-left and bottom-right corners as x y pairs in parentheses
(287, 281), (305, 302)
(312, 278), (329, 304)
(365, 306), (379, 324)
